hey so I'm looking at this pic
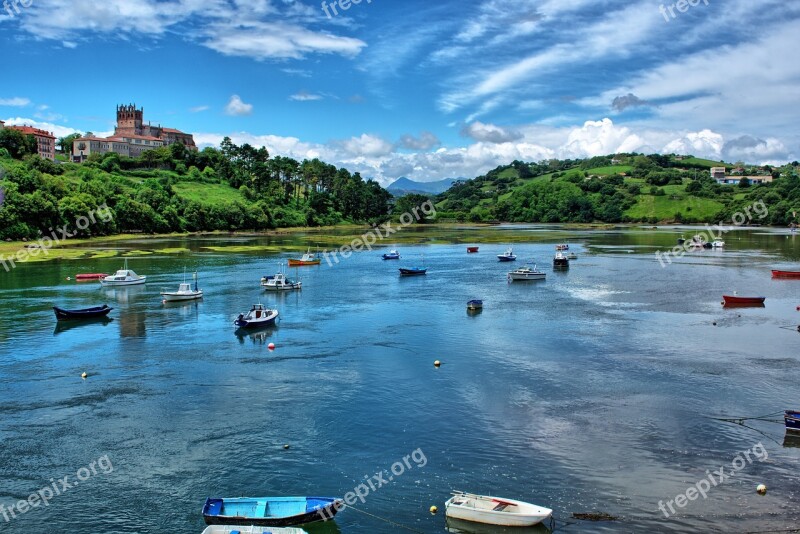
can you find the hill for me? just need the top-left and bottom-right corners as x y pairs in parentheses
(434, 155), (800, 225)
(387, 177), (459, 196)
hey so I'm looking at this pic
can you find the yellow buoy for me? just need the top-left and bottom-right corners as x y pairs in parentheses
(434, 360), (441, 367)
(430, 505), (438, 514)
(81, 372), (87, 379)
(757, 484), (767, 495)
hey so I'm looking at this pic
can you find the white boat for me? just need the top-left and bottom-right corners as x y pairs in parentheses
(497, 248), (517, 262)
(161, 271), (202, 301)
(100, 259), (146, 286)
(201, 527), (308, 534)
(566, 252), (578, 260)
(445, 492), (552, 527)
(235, 304), (279, 329)
(712, 240), (725, 248)
(261, 272), (302, 291)
(508, 266), (546, 281)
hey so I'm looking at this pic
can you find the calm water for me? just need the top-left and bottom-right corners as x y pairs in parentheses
(0, 225), (798, 533)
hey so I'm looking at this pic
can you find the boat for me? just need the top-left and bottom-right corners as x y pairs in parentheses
(785, 410), (800, 433)
(467, 246), (479, 253)
(566, 252), (578, 260)
(399, 267), (427, 276)
(53, 304), (113, 321)
(722, 295), (765, 306)
(161, 271), (203, 302)
(467, 299), (483, 310)
(74, 273), (107, 281)
(553, 251), (569, 269)
(508, 266), (546, 281)
(261, 272), (302, 291)
(234, 304), (279, 329)
(287, 249), (320, 266)
(555, 244), (569, 251)
(444, 492), (552, 527)
(202, 497), (343, 527)
(677, 236), (686, 244)
(772, 270), (800, 279)
(497, 248), (516, 262)
(201, 527), (308, 534)
(382, 249), (400, 260)
(712, 240), (725, 248)
(100, 260), (146, 286)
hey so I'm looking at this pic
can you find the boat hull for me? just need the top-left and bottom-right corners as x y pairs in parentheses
(467, 247), (479, 253)
(235, 316), (278, 328)
(509, 273), (546, 280)
(53, 305), (113, 321)
(553, 260), (569, 268)
(202, 527), (308, 534)
(786, 411), (800, 433)
(772, 270), (800, 279)
(263, 283), (302, 291)
(382, 254), (400, 260)
(202, 497), (342, 527)
(75, 273), (107, 281)
(445, 495), (552, 527)
(399, 268), (427, 276)
(287, 260), (320, 266)
(100, 277), (146, 286)
(497, 256), (516, 262)
(160, 291), (203, 301)
(467, 300), (483, 310)
(722, 295), (765, 306)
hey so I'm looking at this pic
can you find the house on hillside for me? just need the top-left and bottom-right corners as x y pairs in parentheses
(710, 167), (726, 180)
(716, 175), (773, 185)
(5, 125), (56, 160)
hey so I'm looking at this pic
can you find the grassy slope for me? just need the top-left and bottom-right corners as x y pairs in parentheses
(171, 181), (245, 204)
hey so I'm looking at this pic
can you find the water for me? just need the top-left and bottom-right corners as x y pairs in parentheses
(0, 226), (798, 533)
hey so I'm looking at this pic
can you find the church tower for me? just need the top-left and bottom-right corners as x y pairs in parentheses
(115, 104), (143, 136)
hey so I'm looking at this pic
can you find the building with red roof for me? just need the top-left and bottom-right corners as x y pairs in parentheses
(6, 125), (56, 160)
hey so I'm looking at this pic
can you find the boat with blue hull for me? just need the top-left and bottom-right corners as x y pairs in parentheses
(786, 410), (800, 432)
(399, 267), (427, 276)
(497, 248), (516, 262)
(202, 497), (343, 527)
(53, 304), (113, 321)
(234, 304), (279, 329)
(382, 249), (400, 260)
(201, 527), (308, 534)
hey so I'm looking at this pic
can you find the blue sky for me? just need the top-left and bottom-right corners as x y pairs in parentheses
(1, 0), (799, 184)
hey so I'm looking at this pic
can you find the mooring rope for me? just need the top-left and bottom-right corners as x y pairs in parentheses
(346, 504), (428, 534)
(708, 411), (786, 425)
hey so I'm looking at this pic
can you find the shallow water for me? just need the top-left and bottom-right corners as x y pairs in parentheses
(0, 225), (798, 533)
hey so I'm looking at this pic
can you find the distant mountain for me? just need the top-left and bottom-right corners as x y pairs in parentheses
(387, 177), (460, 196)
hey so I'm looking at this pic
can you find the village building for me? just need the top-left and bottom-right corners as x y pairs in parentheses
(5, 124), (56, 160)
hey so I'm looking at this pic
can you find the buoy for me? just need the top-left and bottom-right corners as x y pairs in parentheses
(434, 360), (441, 367)
(756, 483), (767, 495)
(66, 276), (71, 281)
(712, 322), (717, 326)
(796, 306), (799, 311)
(283, 444), (290, 450)
(162, 299), (166, 304)
(268, 343), (275, 350)
(430, 505), (438, 514)
(81, 372), (87, 379)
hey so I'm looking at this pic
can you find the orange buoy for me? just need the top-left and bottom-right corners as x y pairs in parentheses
(268, 343), (275, 350)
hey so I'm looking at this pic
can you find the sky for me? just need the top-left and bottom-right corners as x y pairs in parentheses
(1, 0), (799, 185)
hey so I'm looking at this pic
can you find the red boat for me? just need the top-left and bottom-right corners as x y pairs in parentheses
(722, 295), (766, 306)
(772, 270), (800, 279)
(75, 273), (108, 281)
(467, 247), (479, 253)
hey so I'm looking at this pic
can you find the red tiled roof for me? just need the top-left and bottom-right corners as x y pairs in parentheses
(120, 134), (163, 141)
(7, 125), (56, 139)
(161, 128), (188, 134)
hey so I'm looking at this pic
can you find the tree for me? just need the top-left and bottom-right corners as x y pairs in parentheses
(57, 132), (83, 155)
(738, 177), (751, 188)
(0, 129), (37, 159)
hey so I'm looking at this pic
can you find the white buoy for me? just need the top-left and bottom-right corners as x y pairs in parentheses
(757, 483), (767, 495)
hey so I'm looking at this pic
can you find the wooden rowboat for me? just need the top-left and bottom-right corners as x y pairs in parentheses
(445, 492), (552, 527)
(53, 305), (113, 321)
(722, 295), (765, 306)
(74, 273), (108, 281)
(467, 246), (479, 253)
(399, 267), (427, 276)
(772, 270), (800, 279)
(287, 250), (320, 266)
(202, 497), (342, 527)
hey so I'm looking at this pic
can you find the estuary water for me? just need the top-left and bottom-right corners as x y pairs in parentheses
(0, 225), (798, 533)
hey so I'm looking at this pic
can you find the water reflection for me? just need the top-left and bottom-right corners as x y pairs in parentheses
(53, 317), (114, 335)
(119, 309), (146, 338)
(235, 324), (278, 345)
(783, 432), (800, 448)
(100, 284), (147, 304)
(445, 517), (551, 534)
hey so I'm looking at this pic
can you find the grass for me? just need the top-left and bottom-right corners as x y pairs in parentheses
(586, 165), (632, 175)
(677, 157), (728, 168)
(172, 182), (245, 204)
(625, 194), (725, 220)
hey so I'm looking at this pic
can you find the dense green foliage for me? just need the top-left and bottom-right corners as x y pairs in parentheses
(435, 155), (800, 225)
(0, 137), (392, 240)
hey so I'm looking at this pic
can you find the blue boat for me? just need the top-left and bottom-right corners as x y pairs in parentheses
(202, 497), (343, 527)
(497, 248), (516, 262)
(786, 410), (800, 432)
(399, 267), (427, 276)
(53, 304), (113, 321)
(467, 299), (483, 310)
(382, 249), (400, 260)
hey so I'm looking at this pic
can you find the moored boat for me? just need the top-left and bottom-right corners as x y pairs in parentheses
(772, 270), (800, 279)
(100, 260), (146, 286)
(566, 252), (578, 260)
(382, 249), (400, 260)
(467, 299), (483, 310)
(712, 240), (725, 248)
(508, 266), (546, 281)
(201, 526), (308, 534)
(161, 271), (203, 302)
(75, 273), (108, 281)
(467, 246), (479, 253)
(444, 492), (552, 527)
(497, 248), (516, 262)
(785, 410), (800, 433)
(53, 304), (113, 321)
(234, 304), (279, 329)
(261, 272), (301, 291)
(399, 267), (427, 276)
(555, 244), (569, 251)
(287, 249), (320, 266)
(202, 497), (343, 527)
(722, 295), (765, 306)
(553, 251), (569, 269)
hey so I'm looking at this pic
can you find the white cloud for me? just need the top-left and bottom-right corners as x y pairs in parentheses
(461, 121), (522, 144)
(289, 91), (323, 102)
(224, 95), (253, 117)
(398, 131), (441, 151)
(190, 105), (210, 113)
(0, 97), (31, 107)
(1, 117), (79, 138)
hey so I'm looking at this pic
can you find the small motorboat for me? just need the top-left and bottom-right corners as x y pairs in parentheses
(234, 304), (279, 329)
(555, 244), (569, 251)
(261, 272), (301, 291)
(100, 260), (146, 286)
(785, 410), (800, 433)
(722, 295), (766, 306)
(445, 492), (552, 527)
(677, 236), (686, 244)
(712, 240), (725, 248)
(553, 251), (569, 269)
(399, 267), (427, 276)
(382, 249), (400, 260)
(202, 497), (343, 527)
(53, 304), (113, 321)
(201, 526), (308, 534)
(287, 249), (320, 266)
(161, 271), (203, 302)
(508, 266), (546, 281)
(467, 299), (483, 310)
(75, 273), (108, 281)
(467, 246), (479, 253)
(772, 270), (800, 279)
(566, 252), (578, 260)
(497, 248), (516, 262)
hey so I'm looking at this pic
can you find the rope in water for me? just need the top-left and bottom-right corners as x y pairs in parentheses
(346, 504), (428, 534)
(708, 410), (786, 425)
